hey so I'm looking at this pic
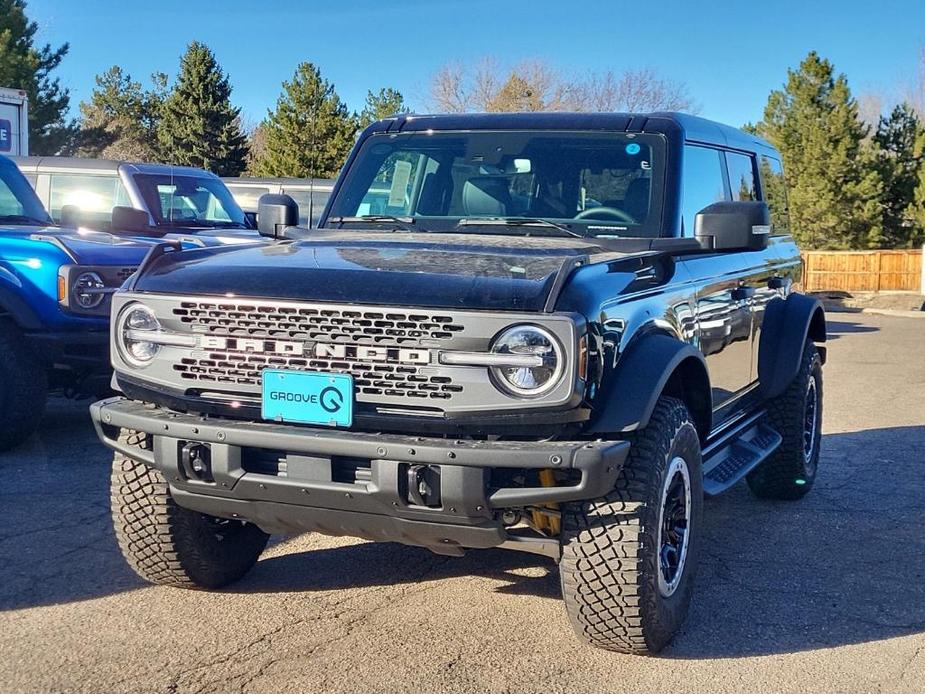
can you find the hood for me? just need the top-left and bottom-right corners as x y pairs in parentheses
(4, 226), (159, 265)
(132, 232), (630, 311)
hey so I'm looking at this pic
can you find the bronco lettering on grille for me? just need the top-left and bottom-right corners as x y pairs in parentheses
(198, 336), (431, 365)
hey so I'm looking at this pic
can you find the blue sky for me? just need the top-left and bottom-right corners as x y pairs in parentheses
(26, 0), (925, 127)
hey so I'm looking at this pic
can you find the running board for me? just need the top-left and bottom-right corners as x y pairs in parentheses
(701, 414), (782, 496)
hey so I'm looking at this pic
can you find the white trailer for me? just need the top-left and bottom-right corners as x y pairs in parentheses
(0, 87), (29, 156)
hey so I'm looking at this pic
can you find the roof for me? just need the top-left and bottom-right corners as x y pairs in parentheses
(10, 156), (220, 178)
(221, 176), (337, 190)
(364, 111), (774, 155)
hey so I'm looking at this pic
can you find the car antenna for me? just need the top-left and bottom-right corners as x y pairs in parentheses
(306, 88), (319, 229)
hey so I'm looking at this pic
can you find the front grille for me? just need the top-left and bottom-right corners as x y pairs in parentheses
(172, 301), (464, 346)
(173, 349), (463, 401)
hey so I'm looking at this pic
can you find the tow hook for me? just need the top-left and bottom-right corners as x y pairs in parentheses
(405, 464), (442, 508)
(180, 442), (213, 483)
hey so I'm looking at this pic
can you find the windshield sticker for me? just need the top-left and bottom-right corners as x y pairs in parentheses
(388, 161), (412, 207)
(625, 143), (641, 155)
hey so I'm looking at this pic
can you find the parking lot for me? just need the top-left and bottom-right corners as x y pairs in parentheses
(1, 312), (923, 694)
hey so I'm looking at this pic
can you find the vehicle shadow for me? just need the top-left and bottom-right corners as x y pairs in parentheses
(826, 318), (880, 340)
(4, 411), (924, 660)
(233, 425), (925, 658)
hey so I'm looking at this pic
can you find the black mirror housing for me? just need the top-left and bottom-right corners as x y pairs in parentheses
(257, 194), (299, 238)
(111, 206), (153, 234)
(694, 201), (771, 251)
(59, 204), (81, 228)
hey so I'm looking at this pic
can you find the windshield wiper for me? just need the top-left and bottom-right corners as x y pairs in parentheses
(456, 217), (584, 238)
(328, 215), (417, 232)
(159, 219), (248, 229)
(0, 214), (53, 226)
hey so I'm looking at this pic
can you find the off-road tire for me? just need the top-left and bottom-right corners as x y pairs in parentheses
(0, 325), (47, 452)
(559, 396), (703, 654)
(111, 429), (269, 588)
(747, 342), (823, 500)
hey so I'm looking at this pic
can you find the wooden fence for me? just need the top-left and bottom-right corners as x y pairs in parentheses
(801, 249), (924, 292)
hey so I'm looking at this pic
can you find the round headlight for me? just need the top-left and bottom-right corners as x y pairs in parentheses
(116, 304), (161, 366)
(490, 325), (563, 397)
(73, 272), (106, 309)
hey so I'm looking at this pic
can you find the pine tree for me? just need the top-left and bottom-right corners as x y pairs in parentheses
(0, 0), (74, 153)
(758, 51), (884, 249)
(253, 63), (356, 179)
(874, 103), (924, 247)
(357, 87), (406, 129)
(157, 42), (248, 176)
(77, 67), (165, 161)
(908, 127), (925, 246)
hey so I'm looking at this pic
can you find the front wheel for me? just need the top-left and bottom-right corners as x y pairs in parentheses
(0, 326), (47, 452)
(559, 396), (703, 654)
(111, 429), (269, 588)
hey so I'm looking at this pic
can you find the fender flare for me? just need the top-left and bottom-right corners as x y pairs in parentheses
(758, 292), (826, 400)
(588, 334), (712, 438)
(0, 283), (42, 330)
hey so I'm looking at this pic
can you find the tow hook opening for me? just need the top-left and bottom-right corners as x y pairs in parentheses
(402, 464), (442, 508)
(180, 442), (213, 483)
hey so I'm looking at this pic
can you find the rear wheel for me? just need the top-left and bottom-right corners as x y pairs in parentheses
(111, 429), (269, 588)
(559, 397), (703, 654)
(747, 343), (823, 500)
(0, 325), (47, 452)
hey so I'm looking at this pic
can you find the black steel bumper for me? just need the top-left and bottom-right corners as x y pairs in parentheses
(90, 397), (629, 556)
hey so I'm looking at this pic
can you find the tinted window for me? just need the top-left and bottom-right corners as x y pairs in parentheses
(48, 173), (131, 229)
(681, 146), (727, 235)
(759, 155), (790, 236)
(329, 131), (666, 238)
(725, 151), (757, 201)
(0, 160), (49, 223)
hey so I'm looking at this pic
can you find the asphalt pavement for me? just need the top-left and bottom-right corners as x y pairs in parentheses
(1, 312), (923, 693)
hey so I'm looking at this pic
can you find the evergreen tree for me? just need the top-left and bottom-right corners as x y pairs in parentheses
(77, 67), (166, 161)
(358, 87), (406, 129)
(157, 42), (247, 176)
(0, 0), (74, 153)
(908, 127), (925, 246)
(758, 52), (884, 249)
(254, 63), (356, 179)
(873, 103), (924, 247)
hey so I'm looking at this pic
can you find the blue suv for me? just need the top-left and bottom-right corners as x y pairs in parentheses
(0, 154), (157, 451)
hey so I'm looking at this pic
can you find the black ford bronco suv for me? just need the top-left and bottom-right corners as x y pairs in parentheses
(91, 112), (826, 654)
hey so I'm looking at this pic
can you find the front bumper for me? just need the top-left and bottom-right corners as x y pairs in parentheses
(91, 397), (628, 556)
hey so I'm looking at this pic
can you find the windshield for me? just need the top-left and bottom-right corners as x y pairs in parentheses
(0, 158), (52, 226)
(133, 173), (247, 228)
(327, 130), (665, 237)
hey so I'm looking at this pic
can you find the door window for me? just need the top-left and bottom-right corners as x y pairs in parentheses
(725, 151), (757, 201)
(681, 146), (728, 235)
(48, 173), (131, 228)
(759, 155), (790, 236)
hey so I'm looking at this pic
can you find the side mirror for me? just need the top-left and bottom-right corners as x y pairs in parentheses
(243, 211), (258, 229)
(257, 194), (299, 238)
(60, 204), (81, 228)
(111, 206), (153, 234)
(694, 201), (771, 252)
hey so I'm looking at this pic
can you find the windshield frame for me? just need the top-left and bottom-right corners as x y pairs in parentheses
(131, 172), (247, 229)
(324, 129), (667, 239)
(0, 158), (53, 227)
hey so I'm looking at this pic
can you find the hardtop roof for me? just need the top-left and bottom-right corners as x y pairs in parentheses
(364, 111), (775, 156)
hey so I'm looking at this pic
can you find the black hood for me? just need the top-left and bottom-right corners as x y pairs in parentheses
(132, 232), (627, 311)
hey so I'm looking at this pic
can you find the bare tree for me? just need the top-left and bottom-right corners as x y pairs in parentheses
(427, 58), (698, 114)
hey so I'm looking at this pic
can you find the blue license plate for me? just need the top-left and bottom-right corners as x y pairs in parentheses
(261, 370), (353, 427)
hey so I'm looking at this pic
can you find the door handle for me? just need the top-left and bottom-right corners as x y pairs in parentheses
(767, 277), (785, 290)
(731, 286), (756, 301)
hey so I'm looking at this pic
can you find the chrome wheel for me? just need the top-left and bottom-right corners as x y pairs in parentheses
(657, 456), (692, 598)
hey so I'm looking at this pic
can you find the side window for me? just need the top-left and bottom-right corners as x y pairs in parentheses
(226, 185), (270, 211)
(48, 173), (130, 229)
(759, 155), (790, 236)
(725, 151), (757, 201)
(681, 146), (728, 235)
